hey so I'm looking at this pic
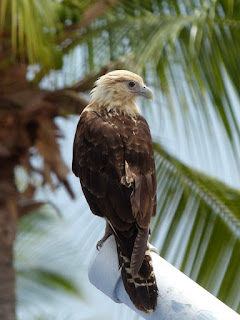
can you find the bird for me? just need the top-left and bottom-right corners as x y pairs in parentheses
(72, 70), (158, 314)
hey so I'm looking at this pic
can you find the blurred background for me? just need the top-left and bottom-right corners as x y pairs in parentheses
(0, 0), (240, 319)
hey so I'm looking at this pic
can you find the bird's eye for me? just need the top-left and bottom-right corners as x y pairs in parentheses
(128, 81), (135, 88)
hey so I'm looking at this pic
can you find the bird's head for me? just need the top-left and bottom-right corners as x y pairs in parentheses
(90, 70), (153, 115)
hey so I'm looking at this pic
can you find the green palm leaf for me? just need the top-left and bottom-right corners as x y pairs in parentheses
(0, 0), (60, 67)
(0, 0), (94, 70)
(15, 206), (83, 320)
(151, 142), (240, 312)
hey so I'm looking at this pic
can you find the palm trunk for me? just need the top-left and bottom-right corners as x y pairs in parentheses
(0, 159), (17, 320)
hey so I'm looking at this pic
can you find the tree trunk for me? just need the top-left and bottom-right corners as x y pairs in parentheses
(0, 159), (17, 320)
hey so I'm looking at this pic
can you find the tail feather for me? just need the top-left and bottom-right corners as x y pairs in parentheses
(130, 227), (149, 276)
(117, 243), (158, 314)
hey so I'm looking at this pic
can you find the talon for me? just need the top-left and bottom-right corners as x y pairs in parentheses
(96, 223), (112, 250)
(96, 240), (104, 251)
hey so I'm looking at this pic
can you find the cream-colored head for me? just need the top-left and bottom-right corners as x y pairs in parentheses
(89, 70), (153, 115)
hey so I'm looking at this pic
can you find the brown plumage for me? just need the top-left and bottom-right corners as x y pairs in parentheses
(72, 70), (158, 313)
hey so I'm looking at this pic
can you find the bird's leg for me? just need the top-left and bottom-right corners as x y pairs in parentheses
(96, 222), (112, 250)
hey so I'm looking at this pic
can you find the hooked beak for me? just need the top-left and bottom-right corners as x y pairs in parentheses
(138, 85), (154, 100)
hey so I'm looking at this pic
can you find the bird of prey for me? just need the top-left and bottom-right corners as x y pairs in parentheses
(72, 70), (158, 313)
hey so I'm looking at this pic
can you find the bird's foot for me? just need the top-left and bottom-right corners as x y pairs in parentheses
(96, 223), (112, 250)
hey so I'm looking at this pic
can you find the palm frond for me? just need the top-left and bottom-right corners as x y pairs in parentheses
(15, 205), (83, 320)
(151, 142), (240, 312)
(0, 0), (61, 67)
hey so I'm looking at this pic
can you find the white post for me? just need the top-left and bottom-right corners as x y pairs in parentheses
(88, 236), (240, 320)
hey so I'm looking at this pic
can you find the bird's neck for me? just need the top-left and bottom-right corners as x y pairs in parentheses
(85, 100), (141, 117)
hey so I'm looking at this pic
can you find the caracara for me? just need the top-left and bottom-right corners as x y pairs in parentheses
(72, 70), (158, 313)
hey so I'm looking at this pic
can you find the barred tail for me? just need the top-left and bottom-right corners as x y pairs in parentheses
(117, 243), (158, 314)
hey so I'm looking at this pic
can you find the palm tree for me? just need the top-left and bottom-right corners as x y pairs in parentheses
(1, 0), (239, 319)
